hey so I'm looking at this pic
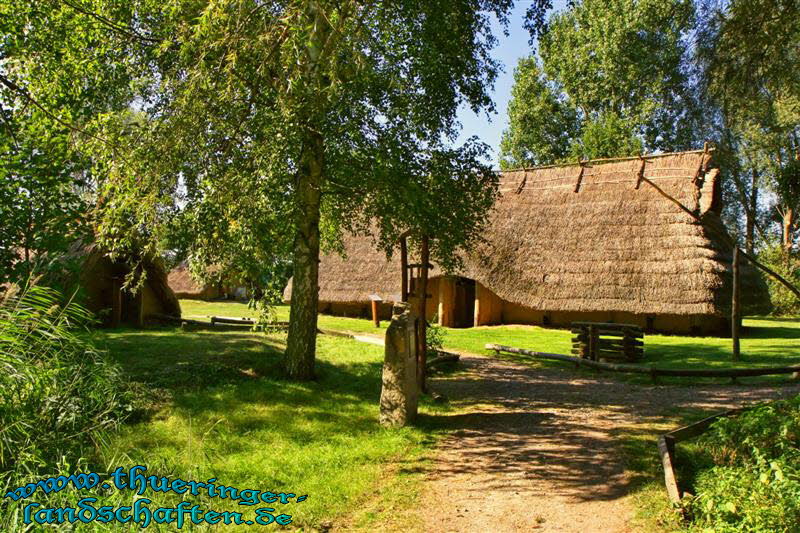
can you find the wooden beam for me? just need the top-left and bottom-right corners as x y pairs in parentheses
(400, 236), (408, 302)
(574, 162), (585, 193)
(658, 436), (681, 503)
(634, 157), (646, 189)
(732, 247), (741, 360)
(417, 235), (430, 393)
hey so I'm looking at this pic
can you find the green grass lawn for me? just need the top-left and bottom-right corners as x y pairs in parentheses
(91, 327), (449, 531)
(180, 299), (391, 335)
(180, 300), (800, 372)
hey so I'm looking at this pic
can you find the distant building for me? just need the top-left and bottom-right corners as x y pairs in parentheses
(284, 150), (768, 335)
(168, 262), (248, 301)
(81, 248), (181, 326)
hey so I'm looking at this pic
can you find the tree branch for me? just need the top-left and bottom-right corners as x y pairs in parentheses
(0, 73), (126, 161)
(58, 0), (162, 44)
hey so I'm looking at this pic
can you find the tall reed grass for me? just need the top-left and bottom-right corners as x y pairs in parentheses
(0, 284), (129, 527)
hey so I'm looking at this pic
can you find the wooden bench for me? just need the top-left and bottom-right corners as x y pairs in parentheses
(571, 321), (644, 362)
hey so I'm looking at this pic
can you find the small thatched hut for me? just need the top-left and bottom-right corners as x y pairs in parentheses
(284, 150), (768, 335)
(81, 249), (181, 327)
(167, 262), (248, 300)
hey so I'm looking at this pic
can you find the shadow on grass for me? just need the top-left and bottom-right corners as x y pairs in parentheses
(97, 326), (450, 444)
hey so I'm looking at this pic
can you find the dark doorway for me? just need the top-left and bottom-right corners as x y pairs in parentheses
(454, 278), (476, 328)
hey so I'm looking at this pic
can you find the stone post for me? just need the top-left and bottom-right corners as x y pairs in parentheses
(379, 302), (419, 427)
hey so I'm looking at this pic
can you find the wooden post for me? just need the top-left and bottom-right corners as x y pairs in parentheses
(732, 247), (741, 360)
(417, 236), (430, 393)
(400, 237), (408, 303)
(370, 296), (381, 328)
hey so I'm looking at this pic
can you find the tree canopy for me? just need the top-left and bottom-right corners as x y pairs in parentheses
(1, 0), (542, 378)
(501, 0), (701, 168)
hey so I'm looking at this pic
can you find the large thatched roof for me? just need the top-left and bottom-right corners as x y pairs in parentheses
(285, 150), (765, 317)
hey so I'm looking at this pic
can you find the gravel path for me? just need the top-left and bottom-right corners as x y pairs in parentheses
(420, 353), (800, 533)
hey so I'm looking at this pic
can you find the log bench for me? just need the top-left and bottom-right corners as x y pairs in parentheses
(571, 321), (644, 362)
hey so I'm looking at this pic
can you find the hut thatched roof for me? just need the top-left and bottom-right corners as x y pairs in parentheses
(167, 262), (205, 296)
(285, 150), (766, 317)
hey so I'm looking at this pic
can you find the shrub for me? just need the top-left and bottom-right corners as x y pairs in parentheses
(687, 396), (800, 532)
(426, 318), (447, 356)
(0, 284), (129, 501)
(759, 245), (800, 316)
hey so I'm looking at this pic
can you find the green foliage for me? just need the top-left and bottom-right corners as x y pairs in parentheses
(687, 396), (800, 532)
(426, 318), (447, 356)
(569, 110), (643, 161)
(0, 110), (91, 285)
(502, 0), (701, 167)
(697, 0), (800, 254)
(0, 284), (129, 512)
(499, 57), (578, 168)
(2, 0), (538, 374)
(759, 245), (800, 315)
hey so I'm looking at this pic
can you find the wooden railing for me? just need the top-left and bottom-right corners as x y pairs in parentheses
(485, 344), (800, 382)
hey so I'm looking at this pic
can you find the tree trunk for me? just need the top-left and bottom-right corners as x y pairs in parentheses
(285, 131), (324, 380)
(783, 206), (795, 253)
(745, 169), (758, 255)
(732, 247), (740, 361)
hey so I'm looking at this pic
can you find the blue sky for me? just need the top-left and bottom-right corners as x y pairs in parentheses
(455, 1), (568, 166)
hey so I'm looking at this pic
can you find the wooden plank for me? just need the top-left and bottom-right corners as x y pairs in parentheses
(658, 436), (682, 503)
(666, 408), (742, 442)
(212, 316), (255, 325)
(572, 321), (642, 330)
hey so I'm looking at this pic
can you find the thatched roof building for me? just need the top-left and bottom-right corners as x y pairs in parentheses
(81, 249), (181, 327)
(284, 150), (768, 335)
(167, 262), (249, 300)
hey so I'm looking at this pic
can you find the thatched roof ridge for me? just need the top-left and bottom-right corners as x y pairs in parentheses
(285, 151), (766, 316)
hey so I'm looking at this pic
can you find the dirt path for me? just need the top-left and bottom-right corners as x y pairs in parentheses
(420, 353), (800, 533)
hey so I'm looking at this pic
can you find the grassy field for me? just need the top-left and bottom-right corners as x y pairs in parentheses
(82, 301), (799, 531)
(91, 326), (451, 531)
(181, 300), (800, 373)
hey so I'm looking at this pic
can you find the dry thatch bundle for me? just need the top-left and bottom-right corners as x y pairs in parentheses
(285, 150), (768, 335)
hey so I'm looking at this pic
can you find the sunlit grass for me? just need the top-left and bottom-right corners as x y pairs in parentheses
(180, 300), (800, 371)
(91, 328), (448, 530)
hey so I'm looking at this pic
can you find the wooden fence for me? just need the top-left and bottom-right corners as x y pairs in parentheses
(658, 408), (743, 503)
(485, 344), (800, 382)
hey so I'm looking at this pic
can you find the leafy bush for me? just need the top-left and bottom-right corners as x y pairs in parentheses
(759, 245), (800, 316)
(0, 285), (129, 500)
(687, 396), (800, 532)
(426, 318), (447, 356)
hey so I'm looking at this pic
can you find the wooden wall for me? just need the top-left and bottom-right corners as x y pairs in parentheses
(474, 282), (503, 326)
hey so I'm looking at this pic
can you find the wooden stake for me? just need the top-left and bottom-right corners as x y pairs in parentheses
(732, 247), (741, 361)
(400, 236), (408, 302)
(371, 299), (380, 328)
(417, 235), (430, 393)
